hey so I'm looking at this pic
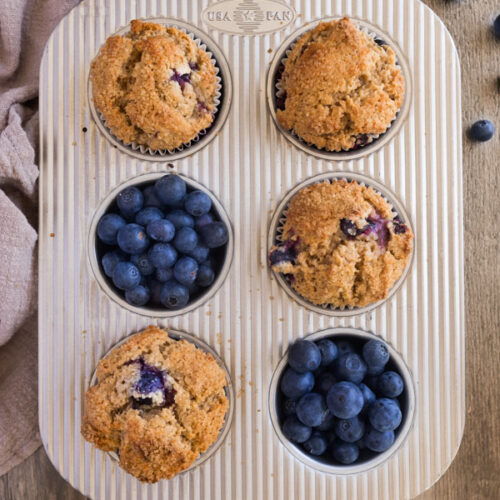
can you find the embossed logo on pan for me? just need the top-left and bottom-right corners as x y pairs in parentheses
(202, 0), (296, 35)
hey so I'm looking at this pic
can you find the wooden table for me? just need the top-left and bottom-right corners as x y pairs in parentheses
(1, 0), (499, 498)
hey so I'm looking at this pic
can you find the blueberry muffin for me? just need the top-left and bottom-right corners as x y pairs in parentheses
(269, 180), (413, 308)
(81, 326), (229, 482)
(276, 18), (404, 151)
(90, 20), (218, 151)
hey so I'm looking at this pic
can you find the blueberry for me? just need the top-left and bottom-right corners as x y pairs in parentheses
(116, 186), (144, 217)
(468, 120), (495, 142)
(184, 190), (212, 216)
(149, 279), (163, 304)
(142, 185), (163, 208)
(332, 441), (359, 465)
(155, 267), (173, 282)
(186, 245), (210, 264)
(315, 372), (337, 395)
(377, 371), (404, 398)
(160, 279), (190, 309)
(296, 393), (328, 427)
(195, 213), (215, 230)
(368, 398), (402, 432)
(199, 221), (229, 248)
(148, 243), (177, 269)
(125, 285), (151, 306)
(173, 227), (198, 253)
(130, 253), (155, 276)
(364, 426), (395, 452)
(362, 339), (390, 374)
(494, 14), (500, 38)
(116, 223), (149, 255)
(335, 353), (367, 384)
(97, 213), (126, 245)
(154, 175), (187, 206)
(280, 368), (314, 400)
(165, 209), (195, 229)
(303, 432), (328, 456)
(340, 218), (359, 238)
(363, 375), (379, 392)
(316, 410), (336, 431)
(147, 219), (175, 242)
(112, 262), (141, 291)
(135, 368), (164, 394)
(288, 340), (322, 373)
(334, 416), (365, 443)
(101, 250), (126, 277)
(359, 383), (376, 410)
(135, 207), (163, 227)
(173, 257), (198, 286)
(316, 339), (338, 367)
(282, 416), (312, 443)
(326, 382), (364, 419)
(337, 340), (355, 356)
(196, 264), (215, 287)
(282, 399), (297, 416)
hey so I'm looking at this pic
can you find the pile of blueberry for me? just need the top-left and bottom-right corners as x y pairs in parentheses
(278, 336), (406, 465)
(96, 174), (229, 309)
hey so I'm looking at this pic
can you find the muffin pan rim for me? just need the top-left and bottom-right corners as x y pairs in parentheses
(267, 171), (416, 317)
(87, 327), (235, 475)
(88, 171), (235, 318)
(87, 16), (233, 162)
(268, 326), (416, 475)
(266, 16), (413, 161)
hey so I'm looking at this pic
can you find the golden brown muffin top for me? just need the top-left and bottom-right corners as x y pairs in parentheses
(90, 20), (218, 151)
(277, 18), (404, 151)
(81, 326), (228, 483)
(270, 180), (413, 308)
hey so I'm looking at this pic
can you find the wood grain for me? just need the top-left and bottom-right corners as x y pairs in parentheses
(1, 0), (499, 498)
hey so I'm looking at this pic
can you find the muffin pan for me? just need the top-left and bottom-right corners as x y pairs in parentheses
(268, 171), (415, 317)
(39, 1), (464, 499)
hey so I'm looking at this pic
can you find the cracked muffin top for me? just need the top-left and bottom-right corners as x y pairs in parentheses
(81, 326), (228, 483)
(276, 18), (405, 152)
(90, 19), (218, 151)
(269, 180), (413, 308)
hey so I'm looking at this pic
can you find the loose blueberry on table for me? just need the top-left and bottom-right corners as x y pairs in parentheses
(96, 174), (229, 309)
(278, 337), (406, 465)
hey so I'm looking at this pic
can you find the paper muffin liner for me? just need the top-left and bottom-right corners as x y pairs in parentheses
(89, 19), (229, 160)
(271, 17), (409, 156)
(87, 328), (234, 474)
(268, 172), (414, 317)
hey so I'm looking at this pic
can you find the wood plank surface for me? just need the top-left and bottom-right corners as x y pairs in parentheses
(1, 0), (499, 498)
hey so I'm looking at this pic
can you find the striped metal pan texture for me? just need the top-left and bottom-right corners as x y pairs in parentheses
(39, 0), (464, 499)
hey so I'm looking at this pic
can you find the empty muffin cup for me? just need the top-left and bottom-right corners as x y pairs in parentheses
(88, 172), (234, 317)
(268, 171), (415, 316)
(268, 327), (416, 474)
(267, 17), (412, 160)
(87, 327), (234, 476)
(88, 18), (232, 161)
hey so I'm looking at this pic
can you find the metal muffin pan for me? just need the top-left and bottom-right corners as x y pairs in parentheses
(267, 170), (415, 317)
(266, 16), (413, 162)
(88, 17), (233, 162)
(88, 328), (235, 473)
(88, 172), (234, 317)
(39, 0), (464, 499)
(268, 327), (416, 475)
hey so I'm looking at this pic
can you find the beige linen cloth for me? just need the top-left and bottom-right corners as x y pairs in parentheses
(0, 0), (78, 476)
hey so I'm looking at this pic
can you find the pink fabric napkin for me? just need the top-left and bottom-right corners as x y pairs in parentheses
(0, 0), (78, 476)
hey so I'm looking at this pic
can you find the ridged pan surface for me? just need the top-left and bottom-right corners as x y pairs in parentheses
(38, 1), (464, 499)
